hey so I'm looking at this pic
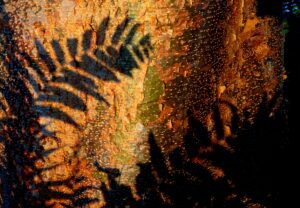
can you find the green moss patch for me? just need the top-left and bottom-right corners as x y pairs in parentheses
(137, 66), (164, 125)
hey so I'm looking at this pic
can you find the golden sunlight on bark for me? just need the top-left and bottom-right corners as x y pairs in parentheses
(0, 0), (287, 207)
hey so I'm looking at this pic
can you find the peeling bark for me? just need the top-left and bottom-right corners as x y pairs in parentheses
(0, 0), (285, 207)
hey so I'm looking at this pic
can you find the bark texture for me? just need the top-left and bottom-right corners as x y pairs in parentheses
(0, 0), (285, 207)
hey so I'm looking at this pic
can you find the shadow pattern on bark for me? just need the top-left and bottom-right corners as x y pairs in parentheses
(143, 98), (287, 207)
(0, 1), (289, 207)
(20, 16), (152, 128)
(94, 92), (287, 207)
(0, 1), (152, 206)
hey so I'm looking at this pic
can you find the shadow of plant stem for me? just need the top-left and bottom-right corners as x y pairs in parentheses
(0, 3), (134, 207)
(1, 2), (288, 207)
(0, 2), (154, 205)
(92, 90), (287, 207)
(18, 16), (153, 128)
(0, 21), (47, 207)
(37, 160), (100, 207)
(94, 161), (139, 208)
(134, 93), (287, 207)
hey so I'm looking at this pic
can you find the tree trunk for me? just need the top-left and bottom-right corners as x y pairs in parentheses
(0, 0), (285, 207)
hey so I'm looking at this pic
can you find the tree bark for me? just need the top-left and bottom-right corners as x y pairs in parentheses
(0, 0), (285, 207)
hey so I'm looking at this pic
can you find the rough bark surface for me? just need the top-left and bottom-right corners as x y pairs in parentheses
(0, 0), (285, 207)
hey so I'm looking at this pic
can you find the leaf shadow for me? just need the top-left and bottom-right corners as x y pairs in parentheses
(20, 16), (153, 128)
(0, 4), (153, 207)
